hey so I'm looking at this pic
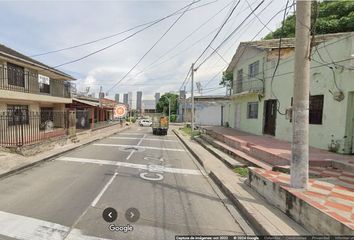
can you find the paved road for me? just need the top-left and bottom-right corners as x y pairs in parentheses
(0, 125), (252, 240)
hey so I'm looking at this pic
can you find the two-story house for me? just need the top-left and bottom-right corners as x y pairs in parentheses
(225, 32), (354, 154)
(0, 44), (75, 146)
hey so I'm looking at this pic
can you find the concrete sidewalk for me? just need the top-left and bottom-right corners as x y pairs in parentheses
(173, 128), (309, 235)
(0, 124), (130, 179)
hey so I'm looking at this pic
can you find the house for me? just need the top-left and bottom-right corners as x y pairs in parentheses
(0, 43), (75, 146)
(225, 32), (354, 154)
(142, 100), (156, 115)
(179, 95), (229, 126)
(65, 96), (117, 130)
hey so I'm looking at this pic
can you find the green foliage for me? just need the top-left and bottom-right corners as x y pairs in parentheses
(156, 93), (179, 115)
(219, 71), (233, 87)
(233, 167), (249, 177)
(180, 125), (200, 137)
(264, 1), (354, 39)
(169, 114), (177, 122)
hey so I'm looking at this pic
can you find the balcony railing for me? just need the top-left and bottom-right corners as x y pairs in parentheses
(0, 65), (72, 98)
(234, 79), (264, 94)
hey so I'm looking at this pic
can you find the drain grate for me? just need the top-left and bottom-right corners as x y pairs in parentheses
(124, 147), (138, 151)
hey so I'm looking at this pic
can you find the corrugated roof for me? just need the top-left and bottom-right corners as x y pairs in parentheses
(0, 43), (75, 80)
(73, 98), (100, 107)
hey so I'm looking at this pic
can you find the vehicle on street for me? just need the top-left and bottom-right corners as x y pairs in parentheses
(151, 114), (169, 135)
(139, 119), (152, 127)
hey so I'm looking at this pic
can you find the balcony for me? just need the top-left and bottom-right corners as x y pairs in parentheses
(0, 64), (72, 98)
(234, 79), (264, 94)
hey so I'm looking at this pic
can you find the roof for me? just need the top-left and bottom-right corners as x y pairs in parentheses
(0, 43), (75, 80)
(226, 32), (353, 72)
(73, 98), (99, 107)
(142, 100), (156, 110)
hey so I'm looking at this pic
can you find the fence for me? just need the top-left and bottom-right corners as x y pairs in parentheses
(234, 79), (264, 94)
(0, 111), (68, 147)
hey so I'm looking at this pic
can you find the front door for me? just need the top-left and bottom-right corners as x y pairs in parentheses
(263, 100), (277, 136)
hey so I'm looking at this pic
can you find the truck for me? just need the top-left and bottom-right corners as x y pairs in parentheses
(151, 114), (169, 135)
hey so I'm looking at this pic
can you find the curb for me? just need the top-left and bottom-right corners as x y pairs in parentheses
(0, 126), (130, 180)
(173, 128), (308, 235)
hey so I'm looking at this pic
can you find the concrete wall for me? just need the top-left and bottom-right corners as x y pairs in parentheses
(248, 168), (354, 235)
(195, 103), (222, 126)
(228, 33), (354, 153)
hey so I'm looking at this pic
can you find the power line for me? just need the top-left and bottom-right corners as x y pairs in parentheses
(107, 0), (196, 94)
(31, 0), (216, 57)
(194, 0), (241, 65)
(53, 0), (202, 68)
(194, 0), (265, 71)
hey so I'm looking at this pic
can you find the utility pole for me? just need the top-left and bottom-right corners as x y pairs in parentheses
(191, 63), (195, 134)
(291, 0), (311, 189)
(168, 97), (171, 123)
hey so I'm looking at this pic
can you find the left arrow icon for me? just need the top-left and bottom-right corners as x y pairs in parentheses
(103, 207), (117, 222)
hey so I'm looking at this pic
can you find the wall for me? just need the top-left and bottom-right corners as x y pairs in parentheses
(264, 34), (354, 153)
(227, 34), (354, 153)
(195, 103), (222, 126)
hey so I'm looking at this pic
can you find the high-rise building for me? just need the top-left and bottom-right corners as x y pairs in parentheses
(136, 91), (142, 112)
(154, 92), (160, 105)
(115, 93), (120, 103)
(123, 93), (129, 105)
(128, 92), (133, 109)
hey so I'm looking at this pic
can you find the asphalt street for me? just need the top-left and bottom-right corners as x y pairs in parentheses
(0, 125), (252, 240)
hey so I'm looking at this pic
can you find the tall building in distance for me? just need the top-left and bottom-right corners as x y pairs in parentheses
(123, 93), (129, 106)
(136, 91), (142, 113)
(115, 93), (120, 103)
(128, 92), (133, 109)
(154, 92), (160, 105)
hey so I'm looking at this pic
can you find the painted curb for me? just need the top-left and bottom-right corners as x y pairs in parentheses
(0, 126), (130, 179)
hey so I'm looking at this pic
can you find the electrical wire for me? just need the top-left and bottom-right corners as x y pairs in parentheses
(30, 0), (215, 57)
(53, 0), (202, 68)
(106, 0), (196, 94)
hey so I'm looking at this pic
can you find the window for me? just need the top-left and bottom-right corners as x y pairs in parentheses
(236, 69), (243, 92)
(248, 61), (259, 79)
(7, 63), (25, 87)
(7, 105), (29, 126)
(309, 95), (324, 124)
(290, 95), (324, 124)
(247, 102), (258, 119)
(38, 74), (50, 94)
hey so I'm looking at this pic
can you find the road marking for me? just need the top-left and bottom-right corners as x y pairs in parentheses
(109, 137), (178, 142)
(56, 156), (201, 175)
(0, 210), (69, 240)
(93, 143), (185, 152)
(118, 133), (144, 135)
(91, 172), (118, 207)
(126, 134), (145, 160)
(140, 172), (164, 181)
(0, 210), (113, 240)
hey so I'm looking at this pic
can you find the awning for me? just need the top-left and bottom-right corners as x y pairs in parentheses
(73, 98), (100, 107)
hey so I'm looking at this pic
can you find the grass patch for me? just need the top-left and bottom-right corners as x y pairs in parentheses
(233, 167), (249, 177)
(180, 126), (200, 137)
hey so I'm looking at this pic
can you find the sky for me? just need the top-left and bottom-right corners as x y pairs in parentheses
(0, 0), (292, 105)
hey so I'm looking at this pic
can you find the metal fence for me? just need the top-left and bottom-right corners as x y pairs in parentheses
(234, 79), (264, 94)
(0, 111), (68, 147)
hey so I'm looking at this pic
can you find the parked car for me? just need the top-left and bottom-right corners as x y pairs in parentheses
(139, 119), (152, 127)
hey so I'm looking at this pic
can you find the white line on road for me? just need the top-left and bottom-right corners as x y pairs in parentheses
(109, 137), (178, 142)
(93, 143), (185, 152)
(91, 172), (118, 207)
(56, 156), (201, 175)
(0, 210), (113, 240)
(126, 134), (145, 160)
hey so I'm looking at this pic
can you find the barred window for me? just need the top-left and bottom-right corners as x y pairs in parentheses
(247, 102), (258, 119)
(309, 95), (324, 125)
(7, 105), (29, 126)
(7, 63), (25, 87)
(248, 61), (259, 78)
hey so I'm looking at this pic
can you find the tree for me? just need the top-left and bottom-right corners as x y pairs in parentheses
(219, 71), (233, 95)
(264, 0), (354, 40)
(156, 93), (179, 115)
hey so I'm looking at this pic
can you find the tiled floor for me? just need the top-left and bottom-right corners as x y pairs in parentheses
(252, 167), (354, 230)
